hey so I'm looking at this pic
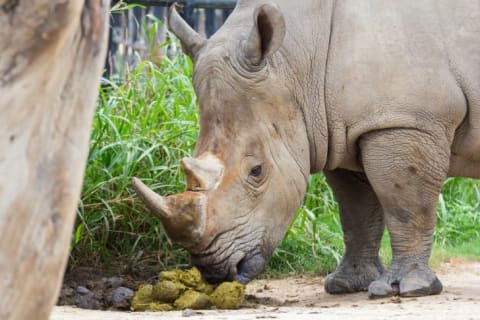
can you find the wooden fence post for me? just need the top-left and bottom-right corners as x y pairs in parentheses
(0, 1), (109, 319)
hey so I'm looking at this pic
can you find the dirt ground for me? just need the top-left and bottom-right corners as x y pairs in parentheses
(51, 259), (480, 320)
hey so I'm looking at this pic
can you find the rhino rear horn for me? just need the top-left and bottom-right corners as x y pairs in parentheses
(168, 3), (206, 58)
(182, 154), (224, 191)
(244, 3), (286, 66)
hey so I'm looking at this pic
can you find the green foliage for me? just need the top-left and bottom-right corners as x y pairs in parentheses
(74, 34), (480, 274)
(71, 48), (195, 269)
(269, 176), (480, 275)
(431, 237), (480, 265)
(435, 178), (480, 245)
(270, 176), (480, 275)
(267, 175), (343, 275)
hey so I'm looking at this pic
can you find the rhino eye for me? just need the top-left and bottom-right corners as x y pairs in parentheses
(250, 165), (262, 177)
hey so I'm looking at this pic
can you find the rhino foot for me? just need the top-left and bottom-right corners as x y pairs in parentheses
(325, 259), (385, 294)
(368, 265), (442, 299)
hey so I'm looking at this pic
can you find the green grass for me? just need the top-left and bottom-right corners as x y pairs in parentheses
(431, 238), (480, 267)
(266, 174), (343, 275)
(269, 176), (480, 275)
(435, 178), (480, 245)
(71, 32), (480, 275)
(71, 44), (196, 270)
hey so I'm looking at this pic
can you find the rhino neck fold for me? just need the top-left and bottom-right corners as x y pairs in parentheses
(269, 0), (335, 174)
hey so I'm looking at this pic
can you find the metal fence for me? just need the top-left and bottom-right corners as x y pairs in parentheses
(106, 0), (237, 76)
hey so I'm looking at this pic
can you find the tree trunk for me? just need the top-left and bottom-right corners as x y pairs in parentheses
(0, 1), (109, 319)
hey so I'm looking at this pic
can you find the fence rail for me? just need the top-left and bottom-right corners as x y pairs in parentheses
(124, 0), (237, 9)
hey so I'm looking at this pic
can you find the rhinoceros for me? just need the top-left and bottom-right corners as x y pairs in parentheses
(133, 0), (480, 299)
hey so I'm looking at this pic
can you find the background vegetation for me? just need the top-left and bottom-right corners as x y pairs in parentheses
(70, 23), (480, 277)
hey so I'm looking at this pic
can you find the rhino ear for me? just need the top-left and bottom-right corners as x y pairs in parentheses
(168, 3), (206, 59)
(243, 3), (286, 67)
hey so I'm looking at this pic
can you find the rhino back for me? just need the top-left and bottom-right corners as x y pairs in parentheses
(323, 0), (480, 171)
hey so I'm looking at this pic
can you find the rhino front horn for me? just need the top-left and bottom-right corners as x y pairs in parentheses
(132, 177), (173, 219)
(132, 177), (207, 245)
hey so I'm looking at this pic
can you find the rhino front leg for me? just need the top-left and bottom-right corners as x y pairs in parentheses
(324, 169), (385, 294)
(360, 128), (449, 298)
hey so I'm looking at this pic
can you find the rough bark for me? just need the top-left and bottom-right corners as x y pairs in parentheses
(0, 1), (109, 319)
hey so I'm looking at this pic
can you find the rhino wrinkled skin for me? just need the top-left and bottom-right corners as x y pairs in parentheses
(133, 0), (480, 299)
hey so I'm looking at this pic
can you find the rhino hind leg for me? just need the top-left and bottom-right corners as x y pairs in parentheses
(324, 169), (385, 294)
(360, 128), (450, 299)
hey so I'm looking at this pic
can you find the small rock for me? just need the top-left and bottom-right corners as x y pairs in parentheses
(110, 287), (134, 309)
(76, 286), (91, 295)
(74, 290), (101, 310)
(182, 308), (204, 317)
(182, 308), (195, 317)
(75, 296), (101, 310)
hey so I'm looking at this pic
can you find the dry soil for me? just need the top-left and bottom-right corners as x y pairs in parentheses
(51, 259), (480, 320)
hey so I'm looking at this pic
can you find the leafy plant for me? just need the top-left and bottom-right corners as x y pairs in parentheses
(71, 46), (195, 270)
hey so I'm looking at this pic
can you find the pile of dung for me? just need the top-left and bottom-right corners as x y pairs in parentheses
(131, 267), (245, 311)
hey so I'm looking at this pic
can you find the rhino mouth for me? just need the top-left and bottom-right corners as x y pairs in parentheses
(235, 251), (267, 284)
(193, 249), (267, 285)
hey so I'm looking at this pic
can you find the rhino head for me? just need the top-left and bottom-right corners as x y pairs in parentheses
(133, 2), (311, 284)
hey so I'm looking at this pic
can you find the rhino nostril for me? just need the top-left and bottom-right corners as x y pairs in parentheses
(235, 253), (267, 284)
(236, 257), (251, 284)
(236, 257), (246, 273)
